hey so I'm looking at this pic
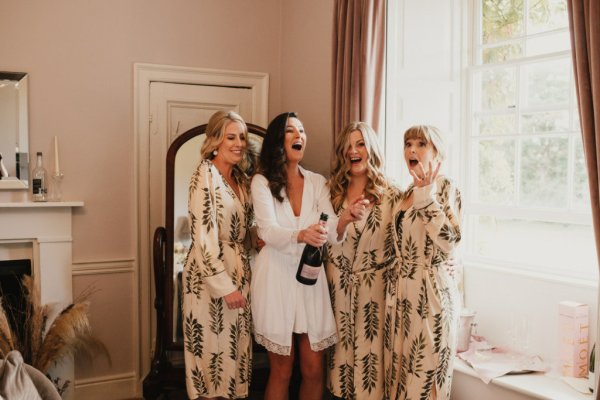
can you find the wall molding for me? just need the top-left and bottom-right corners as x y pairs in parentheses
(72, 258), (135, 276)
(74, 371), (137, 400)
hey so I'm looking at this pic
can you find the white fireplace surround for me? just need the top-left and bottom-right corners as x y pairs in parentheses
(0, 201), (83, 400)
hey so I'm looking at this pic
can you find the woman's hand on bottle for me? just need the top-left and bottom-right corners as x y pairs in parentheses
(223, 290), (246, 310)
(410, 161), (441, 187)
(299, 223), (328, 247)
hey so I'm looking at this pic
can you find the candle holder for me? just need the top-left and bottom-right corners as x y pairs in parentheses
(49, 173), (64, 201)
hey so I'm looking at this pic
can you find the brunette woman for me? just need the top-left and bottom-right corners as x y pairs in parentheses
(251, 112), (364, 399)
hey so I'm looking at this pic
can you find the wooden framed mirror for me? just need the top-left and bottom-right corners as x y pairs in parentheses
(143, 122), (266, 399)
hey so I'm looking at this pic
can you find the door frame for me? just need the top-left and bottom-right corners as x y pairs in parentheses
(133, 63), (268, 391)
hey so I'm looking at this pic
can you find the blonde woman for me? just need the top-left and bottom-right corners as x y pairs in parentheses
(385, 125), (462, 400)
(182, 110), (254, 400)
(325, 121), (402, 400)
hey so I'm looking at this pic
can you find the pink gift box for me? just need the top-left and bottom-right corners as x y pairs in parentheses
(559, 301), (589, 377)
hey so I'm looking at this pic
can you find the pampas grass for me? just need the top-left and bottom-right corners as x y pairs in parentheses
(0, 276), (109, 373)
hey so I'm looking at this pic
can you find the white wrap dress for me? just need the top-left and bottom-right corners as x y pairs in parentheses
(251, 168), (340, 355)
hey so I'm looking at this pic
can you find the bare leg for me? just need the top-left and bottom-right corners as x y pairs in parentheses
(265, 342), (295, 400)
(297, 334), (325, 400)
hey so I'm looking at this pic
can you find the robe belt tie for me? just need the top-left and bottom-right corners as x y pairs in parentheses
(341, 256), (395, 336)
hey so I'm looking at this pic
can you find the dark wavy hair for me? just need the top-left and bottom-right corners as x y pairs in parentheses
(258, 111), (298, 202)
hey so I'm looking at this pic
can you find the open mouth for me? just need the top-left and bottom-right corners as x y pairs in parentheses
(409, 159), (419, 167)
(350, 157), (362, 164)
(291, 142), (303, 151)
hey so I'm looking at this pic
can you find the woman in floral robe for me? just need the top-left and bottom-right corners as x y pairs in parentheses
(325, 122), (402, 399)
(182, 111), (254, 400)
(385, 125), (462, 400)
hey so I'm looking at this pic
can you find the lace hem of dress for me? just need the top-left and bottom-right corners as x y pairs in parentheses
(309, 333), (338, 352)
(254, 333), (291, 355)
(254, 333), (338, 355)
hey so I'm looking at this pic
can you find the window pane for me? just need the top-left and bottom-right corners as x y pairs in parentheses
(477, 139), (515, 204)
(520, 136), (568, 207)
(572, 104), (580, 130)
(520, 110), (569, 133)
(526, 30), (570, 56)
(528, 0), (568, 34)
(483, 43), (523, 63)
(573, 138), (590, 209)
(476, 113), (517, 136)
(470, 215), (596, 279)
(521, 59), (571, 107)
(481, 68), (517, 110)
(482, 0), (524, 44)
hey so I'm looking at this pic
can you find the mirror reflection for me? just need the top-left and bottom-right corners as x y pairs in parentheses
(0, 71), (29, 189)
(171, 131), (264, 344)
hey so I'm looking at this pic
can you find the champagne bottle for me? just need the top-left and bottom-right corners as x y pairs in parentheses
(296, 212), (328, 285)
(32, 152), (47, 202)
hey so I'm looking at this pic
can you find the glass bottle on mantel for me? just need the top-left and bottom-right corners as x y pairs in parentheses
(32, 152), (48, 202)
(296, 212), (328, 285)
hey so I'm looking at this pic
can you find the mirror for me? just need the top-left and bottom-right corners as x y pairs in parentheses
(0, 72), (29, 189)
(144, 122), (266, 399)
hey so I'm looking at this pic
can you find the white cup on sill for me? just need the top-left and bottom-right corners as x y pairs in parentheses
(458, 309), (476, 352)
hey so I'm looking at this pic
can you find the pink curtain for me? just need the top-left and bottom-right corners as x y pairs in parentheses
(332, 0), (386, 138)
(566, 0), (600, 395)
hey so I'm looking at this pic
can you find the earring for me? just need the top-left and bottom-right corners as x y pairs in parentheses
(212, 150), (218, 157)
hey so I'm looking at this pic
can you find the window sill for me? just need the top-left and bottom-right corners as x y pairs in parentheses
(463, 260), (598, 290)
(454, 359), (593, 400)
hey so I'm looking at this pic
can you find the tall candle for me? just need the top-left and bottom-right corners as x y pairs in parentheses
(54, 136), (61, 175)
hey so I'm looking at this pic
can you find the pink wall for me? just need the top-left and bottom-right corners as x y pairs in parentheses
(281, 0), (334, 176)
(0, 0), (282, 261)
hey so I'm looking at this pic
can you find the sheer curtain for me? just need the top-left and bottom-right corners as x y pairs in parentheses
(566, 0), (600, 395)
(332, 0), (386, 138)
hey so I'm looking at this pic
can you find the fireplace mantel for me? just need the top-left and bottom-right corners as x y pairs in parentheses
(0, 201), (83, 400)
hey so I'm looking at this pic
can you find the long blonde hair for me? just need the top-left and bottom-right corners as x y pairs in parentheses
(329, 122), (388, 212)
(200, 110), (250, 186)
(200, 110), (248, 160)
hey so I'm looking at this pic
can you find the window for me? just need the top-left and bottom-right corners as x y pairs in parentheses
(384, 0), (596, 281)
(466, 0), (595, 280)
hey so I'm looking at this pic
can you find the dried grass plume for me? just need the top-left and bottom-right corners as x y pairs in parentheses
(0, 276), (110, 372)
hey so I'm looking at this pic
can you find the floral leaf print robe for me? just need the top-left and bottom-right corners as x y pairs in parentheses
(325, 185), (402, 400)
(385, 176), (462, 400)
(182, 159), (253, 399)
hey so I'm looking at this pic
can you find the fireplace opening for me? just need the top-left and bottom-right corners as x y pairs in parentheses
(0, 259), (32, 339)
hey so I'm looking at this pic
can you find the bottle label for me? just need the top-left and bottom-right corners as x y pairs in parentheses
(32, 179), (42, 195)
(299, 263), (321, 280)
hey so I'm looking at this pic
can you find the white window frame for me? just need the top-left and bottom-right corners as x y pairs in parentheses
(462, 0), (594, 280)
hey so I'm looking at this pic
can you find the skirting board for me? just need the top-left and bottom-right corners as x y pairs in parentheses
(74, 372), (137, 400)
